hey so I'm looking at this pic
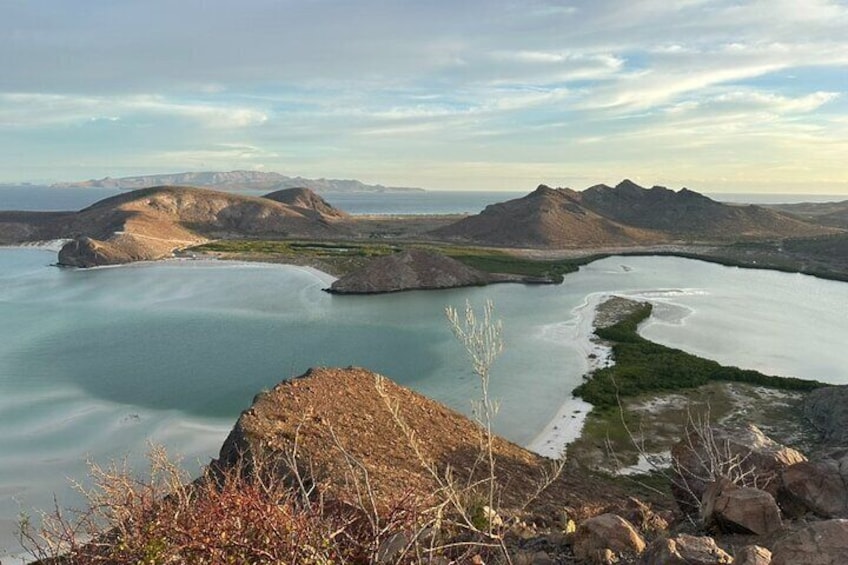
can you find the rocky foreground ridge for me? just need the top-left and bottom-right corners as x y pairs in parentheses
(206, 366), (848, 564)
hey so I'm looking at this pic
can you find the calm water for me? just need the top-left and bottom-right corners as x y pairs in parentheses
(2, 249), (848, 556)
(2, 187), (848, 556)
(0, 185), (525, 215)
(4, 185), (846, 216)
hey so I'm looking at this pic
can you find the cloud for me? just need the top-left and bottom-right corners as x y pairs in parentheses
(1, 0), (847, 190)
(0, 93), (268, 129)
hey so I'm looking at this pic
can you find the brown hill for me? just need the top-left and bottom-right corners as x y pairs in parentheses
(579, 180), (831, 239)
(1, 186), (350, 267)
(430, 185), (665, 248)
(262, 187), (349, 220)
(431, 182), (835, 248)
(213, 366), (624, 515)
(327, 248), (490, 294)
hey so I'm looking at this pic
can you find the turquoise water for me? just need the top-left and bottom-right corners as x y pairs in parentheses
(2, 250), (848, 556)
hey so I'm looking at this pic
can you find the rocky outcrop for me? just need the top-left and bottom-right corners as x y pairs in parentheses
(212, 367), (559, 510)
(735, 545), (772, 565)
(642, 534), (733, 565)
(58, 236), (138, 267)
(670, 424), (806, 512)
(804, 386), (848, 447)
(327, 249), (491, 294)
(771, 519), (848, 564)
(571, 513), (646, 563)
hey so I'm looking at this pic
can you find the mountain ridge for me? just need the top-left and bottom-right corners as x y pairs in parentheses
(432, 180), (834, 247)
(51, 170), (425, 193)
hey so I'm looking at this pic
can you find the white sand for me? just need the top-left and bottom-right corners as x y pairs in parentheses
(525, 292), (615, 459)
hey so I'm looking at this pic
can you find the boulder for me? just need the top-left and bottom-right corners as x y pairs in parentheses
(735, 545), (772, 565)
(572, 513), (646, 564)
(58, 236), (129, 267)
(780, 455), (848, 518)
(671, 424), (805, 513)
(771, 519), (848, 565)
(701, 478), (782, 536)
(804, 386), (848, 446)
(641, 534), (733, 565)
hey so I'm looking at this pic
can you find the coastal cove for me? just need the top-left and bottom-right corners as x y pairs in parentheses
(2, 250), (848, 557)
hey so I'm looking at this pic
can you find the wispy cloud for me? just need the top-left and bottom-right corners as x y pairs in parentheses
(0, 93), (268, 129)
(0, 0), (846, 191)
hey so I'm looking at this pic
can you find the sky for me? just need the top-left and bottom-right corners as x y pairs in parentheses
(1, 0), (847, 193)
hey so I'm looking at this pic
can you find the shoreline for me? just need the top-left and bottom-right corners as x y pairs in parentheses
(525, 292), (613, 459)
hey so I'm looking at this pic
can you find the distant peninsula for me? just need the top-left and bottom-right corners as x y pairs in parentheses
(51, 170), (426, 194)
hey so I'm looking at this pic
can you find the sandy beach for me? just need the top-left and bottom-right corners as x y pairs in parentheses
(525, 292), (615, 459)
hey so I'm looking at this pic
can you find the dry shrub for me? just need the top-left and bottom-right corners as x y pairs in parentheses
(20, 445), (426, 564)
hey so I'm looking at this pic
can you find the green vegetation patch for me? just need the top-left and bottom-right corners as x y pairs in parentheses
(442, 247), (603, 281)
(193, 240), (401, 258)
(573, 304), (825, 410)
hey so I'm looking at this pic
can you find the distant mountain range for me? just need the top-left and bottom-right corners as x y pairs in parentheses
(431, 180), (835, 247)
(51, 170), (425, 193)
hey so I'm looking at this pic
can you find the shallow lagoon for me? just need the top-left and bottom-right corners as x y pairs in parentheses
(2, 249), (847, 556)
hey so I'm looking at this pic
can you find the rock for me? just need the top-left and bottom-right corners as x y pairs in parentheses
(804, 386), (848, 446)
(572, 513), (646, 564)
(641, 534), (733, 564)
(58, 236), (130, 267)
(670, 424), (806, 513)
(327, 249), (491, 294)
(771, 519), (848, 565)
(780, 455), (848, 518)
(735, 545), (772, 565)
(701, 478), (782, 536)
(624, 497), (670, 535)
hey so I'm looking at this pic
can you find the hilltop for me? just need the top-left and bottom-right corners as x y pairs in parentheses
(432, 180), (833, 247)
(52, 170), (425, 193)
(430, 185), (666, 247)
(0, 185), (350, 267)
(580, 180), (828, 239)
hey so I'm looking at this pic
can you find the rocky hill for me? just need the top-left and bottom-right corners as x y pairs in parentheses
(327, 249), (491, 294)
(579, 180), (830, 239)
(430, 185), (666, 247)
(431, 181), (834, 248)
(213, 366), (620, 514)
(53, 170), (424, 193)
(1, 186), (350, 267)
(263, 187), (349, 220)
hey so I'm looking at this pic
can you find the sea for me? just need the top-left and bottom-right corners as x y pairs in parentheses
(2, 186), (848, 558)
